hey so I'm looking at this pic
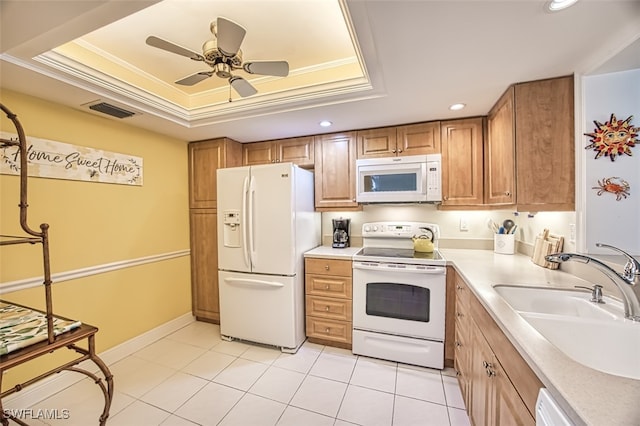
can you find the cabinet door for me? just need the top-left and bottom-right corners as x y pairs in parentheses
(441, 118), (484, 206)
(515, 76), (574, 211)
(277, 136), (315, 168)
(243, 141), (275, 166)
(494, 362), (536, 426)
(189, 140), (225, 209)
(356, 127), (398, 158)
(485, 87), (516, 206)
(469, 319), (495, 426)
(314, 132), (359, 209)
(397, 121), (441, 155)
(189, 209), (220, 321)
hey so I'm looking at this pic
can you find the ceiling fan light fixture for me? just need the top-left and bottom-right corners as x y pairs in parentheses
(214, 62), (232, 78)
(449, 103), (466, 111)
(546, 0), (579, 12)
(319, 120), (333, 127)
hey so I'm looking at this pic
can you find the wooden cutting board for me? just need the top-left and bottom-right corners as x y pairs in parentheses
(531, 228), (564, 269)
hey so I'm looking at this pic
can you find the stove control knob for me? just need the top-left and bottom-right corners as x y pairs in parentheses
(364, 225), (371, 232)
(373, 225), (379, 232)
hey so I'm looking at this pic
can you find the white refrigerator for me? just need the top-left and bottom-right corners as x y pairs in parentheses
(217, 162), (320, 352)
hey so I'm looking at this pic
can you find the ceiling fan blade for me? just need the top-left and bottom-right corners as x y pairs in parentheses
(243, 61), (289, 77)
(229, 76), (257, 97)
(175, 72), (213, 86)
(146, 36), (204, 61)
(216, 17), (246, 57)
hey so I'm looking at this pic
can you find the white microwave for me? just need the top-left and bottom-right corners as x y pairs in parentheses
(356, 154), (442, 203)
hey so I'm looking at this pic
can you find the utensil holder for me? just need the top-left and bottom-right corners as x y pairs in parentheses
(494, 234), (515, 255)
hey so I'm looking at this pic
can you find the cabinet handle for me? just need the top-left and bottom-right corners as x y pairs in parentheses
(482, 361), (490, 368)
(456, 312), (463, 318)
(324, 265), (330, 270)
(325, 306), (330, 311)
(325, 328), (330, 334)
(397, 149), (403, 153)
(486, 368), (496, 377)
(325, 285), (330, 290)
(455, 341), (462, 348)
(456, 285), (463, 290)
(505, 191), (511, 196)
(444, 196), (449, 201)
(392, 149), (397, 153)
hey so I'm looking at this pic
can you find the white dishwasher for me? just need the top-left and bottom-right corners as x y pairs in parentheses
(536, 389), (575, 426)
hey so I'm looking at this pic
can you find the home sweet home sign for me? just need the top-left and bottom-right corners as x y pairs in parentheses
(0, 132), (143, 186)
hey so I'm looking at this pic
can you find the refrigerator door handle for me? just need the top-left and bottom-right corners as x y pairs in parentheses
(248, 175), (257, 267)
(242, 176), (250, 268)
(223, 277), (285, 289)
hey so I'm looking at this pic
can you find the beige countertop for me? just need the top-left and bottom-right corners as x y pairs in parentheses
(304, 245), (640, 425)
(441, 248), (640, 426)
(304, 245), (361, 259)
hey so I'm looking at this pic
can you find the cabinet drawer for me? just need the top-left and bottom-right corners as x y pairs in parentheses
(306, 296), (352, 321)
(305, 274), (352, 299)
(306, 317), (352, 344)
(305, 258), (352, 277)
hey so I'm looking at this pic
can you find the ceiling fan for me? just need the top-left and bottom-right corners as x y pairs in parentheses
(145, 17), (289, 98)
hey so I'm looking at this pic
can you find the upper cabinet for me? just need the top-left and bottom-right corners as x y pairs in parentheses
(440, 118), (485, 207)
(357, 122), (441, 158)
(188, 138), (242, 209)
(514, 76), (574, 211)
(485, 87), (516, 206)
(485, 76), (575, 211)
(314, 132), (359, 210)
(242, 136), (314, 168)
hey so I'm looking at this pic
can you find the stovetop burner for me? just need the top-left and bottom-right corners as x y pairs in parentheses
(353, 222), (446, 266)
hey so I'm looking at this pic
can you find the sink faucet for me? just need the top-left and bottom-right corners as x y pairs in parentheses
(546, 243), (640, 322)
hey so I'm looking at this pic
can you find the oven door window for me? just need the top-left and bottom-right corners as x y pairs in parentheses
(366, 282), (430, 322)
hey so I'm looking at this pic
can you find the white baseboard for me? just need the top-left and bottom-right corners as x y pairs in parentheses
(3, 312), (195, 409)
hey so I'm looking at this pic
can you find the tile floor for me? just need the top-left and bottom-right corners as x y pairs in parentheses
(15, 321), (471, 426)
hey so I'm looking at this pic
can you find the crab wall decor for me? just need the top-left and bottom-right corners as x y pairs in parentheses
(592, 177), (630, 201)
(585, 114), (638, 161)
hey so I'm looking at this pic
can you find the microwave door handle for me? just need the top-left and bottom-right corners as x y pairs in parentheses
(242, 176), (250, 268)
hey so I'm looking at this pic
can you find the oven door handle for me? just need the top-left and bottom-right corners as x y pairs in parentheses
(352, 262), (445, 274)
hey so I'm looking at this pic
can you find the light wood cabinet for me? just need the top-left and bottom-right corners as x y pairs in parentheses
(313, 132), (360, 210)
(485, 87), (516, 206)
(188, 138), (241, 322)
(485, 76), (574, 211)
(305, 257), (353, 348)
(453, 269), (543, 426)
(242, 136), (314, 168)
(356, 122), (441, 158)
(440, 118), (485, 207)
(514, 76), (574, 211)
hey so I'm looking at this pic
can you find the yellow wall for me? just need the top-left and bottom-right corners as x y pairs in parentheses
(0, 90), (192, 388)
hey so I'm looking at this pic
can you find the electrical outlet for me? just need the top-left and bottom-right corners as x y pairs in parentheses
(569, 223), (576, 243)
(460, 217), (469, 232)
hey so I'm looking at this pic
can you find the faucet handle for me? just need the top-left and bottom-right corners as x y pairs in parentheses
(596, 243), (640, 281)
(575, 284), (605, 304)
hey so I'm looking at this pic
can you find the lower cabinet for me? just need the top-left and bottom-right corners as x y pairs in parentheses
(189, 208), (220, 322)
(304, 257), (353, 348)
(454, 270), (543, 426)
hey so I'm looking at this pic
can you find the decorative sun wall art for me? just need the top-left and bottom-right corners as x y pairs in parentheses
(584, 114), (638, 161)
(592, 177), (630, 201)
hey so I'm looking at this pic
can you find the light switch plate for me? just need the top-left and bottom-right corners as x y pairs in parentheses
(460, 217), (469, 232)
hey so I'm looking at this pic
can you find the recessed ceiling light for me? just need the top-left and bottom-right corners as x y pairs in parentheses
(546, 0), (579, 12)
(449, 103), (466, 111)
(319, 120), (333, 127)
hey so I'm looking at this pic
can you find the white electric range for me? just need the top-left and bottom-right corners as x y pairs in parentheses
(352, 221), (446, 369)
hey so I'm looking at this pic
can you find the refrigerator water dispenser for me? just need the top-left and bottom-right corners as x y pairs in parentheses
(222, 210), (241, 247)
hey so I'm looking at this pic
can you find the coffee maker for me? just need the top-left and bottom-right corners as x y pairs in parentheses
(332, 218), (350, 248)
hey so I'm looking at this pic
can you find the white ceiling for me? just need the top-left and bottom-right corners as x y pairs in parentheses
(1, 0), (640, 144)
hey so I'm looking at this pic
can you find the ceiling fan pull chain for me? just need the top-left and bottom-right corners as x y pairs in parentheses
(228, 83), (232, 103)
